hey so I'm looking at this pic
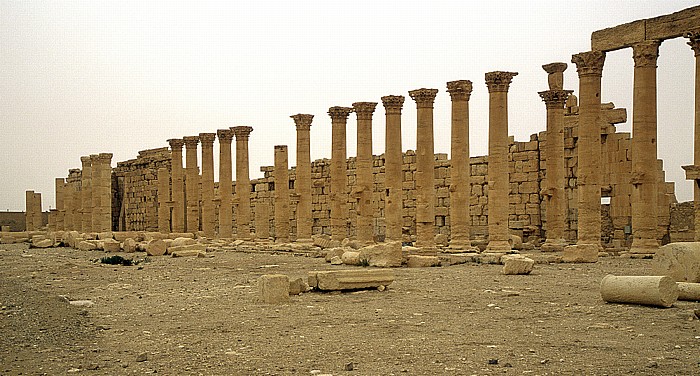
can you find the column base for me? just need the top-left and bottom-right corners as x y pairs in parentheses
(447, 240), (479, 253)
(541, 238), (567, 252)
(629, 238), (660, 254)
(563, 243), (600, 263)
(486, 240), (512, 252)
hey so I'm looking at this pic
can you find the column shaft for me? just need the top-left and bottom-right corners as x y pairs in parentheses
(200, 133), (216, 238)
(381, 96), (405, 242)
(80, 156), (93, 233)
(690, 33), (700, 241)
(274, 145), (290, 242)
(55, 178), (65, 231)
(291, 114), (314, 241)
(232, 126), (253, 239)
(157, 167), (171, 233)
(95, 153), (113, 232)
(217, 130), (234, 238)
(168, 139), (186, 233)
(329, 107), (353, 241)
(353, 102), (378, 244)
(183, 136), (200, 233)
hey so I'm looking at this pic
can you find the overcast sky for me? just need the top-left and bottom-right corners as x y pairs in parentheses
(1, 1), (699, 211)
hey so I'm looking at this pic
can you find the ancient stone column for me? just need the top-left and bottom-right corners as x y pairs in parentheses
(687, 32), (700, 241)
(199, 132), (216, 238)
(630, 41), (661, 254)
(446, 80), (474, 250)
(485, 72), (518, 251)
(328, 106), (354, 241)
(63, 183), (74, 231)
(232, 126), (253, 239)
(352, 102), (378, 244)
(274, 145), (290, 243)
(539, 62), (572, 252)
(255, 199), (270, 239)
(157, 167), (170, 233)
(183, 136), (200, 233)
(80, 156), (93, 233)
(217, 129), (234, 238)
(381, 95), (405, 243)
(91, 154), (102, 232)
(291, 114), (314, 242)
(94, 153), (113, 232)
(409, 88), (439, 249)
(167, 138), (186, 233)
(55, 178), (65, 231)
(571, 51), (605, 249)
(25, 190), (42, 231)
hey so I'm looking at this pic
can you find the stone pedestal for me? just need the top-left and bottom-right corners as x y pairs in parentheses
(572, 51), (605, 249)
(381, 96), (405, 243)
(291, 114), (314, 242)
(157, 167), (170, 233)
(167, 138), (186, 233)
(232, 126), (253, 240)
(446, 80), (474, 250)
(408, 88), (439, 249)
(352, 102), (378, 244)
(274, 145), (290, 243)
(687, 32), (700, 241)
(80, 156), (93, 233)
(183, 136), (200, 233)
(217, 129), (234, 238)
(328, 107), (353, 241)
(199, 133), (216, 238)
(485, 72), (518, 252)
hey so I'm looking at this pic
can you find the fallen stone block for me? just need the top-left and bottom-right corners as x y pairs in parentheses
(96, 232), (113, 240)
(677, 282), (700, 301)
(122, 238), (138, 253)
(438, 252), (478, 266)
(113, 231), (138, 242)
(171, 237), (197, 248)
(502, 255), (534, 275)
(309, 269), (395, 291)
(77, 240), (99, 251)
(341, 251), (361, 265)
(341, 238), (361, 250)
(146, 239), (167, 256)
(102, 239), (121, 253)
(329, 256), (343, 265)
(406, 255), (440, 268)
(325, 247), (350, 262)
(652, 242), (700, 283)
(168, 232), (195, 240)
(477, 252), (505, 265)
(289, 277), (309, 295)
(32, 238), (54, 248)
(312, 234), (333, 249)
(358, 241), (403, 267)
(562, 244), (599, 263)
(509, 234), (523, 250)
(600, 275), (678, 308)
(170, 249), (206, 258)
(259, 274), (290, 303)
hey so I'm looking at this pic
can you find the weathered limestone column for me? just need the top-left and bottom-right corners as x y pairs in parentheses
(328, 106), (354, 241)
(630, 41), (661, 254)
(157, 167), (170, 233)
(91, 154), (102, 232)
(409, 88), (439, 249)
(167, 138), (186, 233)
(446, 80), (474, 250)
(183, 136), (200, 233)
(352, 102), (378, 244)
(539, 63), (572, 252)
(25, 190), (42, 231)
(484, 72), (518, 251)
(571, 51), (605, 249)
(291, 114), (314, 242)
(274, 145), (290, 243)
(55, 178), (65, 231)
(381, 95), (405, 243)
(686, 32), (700, 241)
(232, 126), (253, 239)
(63, 183), (74, 231)
(216, 129), (234, 238)
(80, 156), (93, 233)
(199, 133), (216, 238)
(94, 153), (113, 232)
(255, 199), (270, 239)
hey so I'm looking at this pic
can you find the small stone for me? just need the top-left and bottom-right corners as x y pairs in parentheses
(85, 363), (99, 370)
(69, 300), (94, 307)
(136, 352), (148, 362)
(344, 362), (354, 371)
(487, 359), (498, 365)
(377, 285), (386, 292)
(646, 361), (658, 368)
(330, 256), (343, 265)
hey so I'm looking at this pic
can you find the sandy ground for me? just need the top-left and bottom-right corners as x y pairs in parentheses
(1, 243), (699, 376)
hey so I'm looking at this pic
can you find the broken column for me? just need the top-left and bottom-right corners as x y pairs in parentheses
(352, 102), (378, 244)
(55, 178), (65, 231)
(183, 136), (200, 233)
(328, 106), (354, 242)
(157, 167), (170, 233)
(94, 153), (113, 232)
(217, 129), (234, 238)
(199, 132), (216, 238)
(274, 145), (290, 243)
(291, 114), (314, 242)
(446, 80), (474, 250)
(539, 63), (572, 252)
(408, 88), (439, 249)
(600, 275), (678, 308)
(630, 41), (661, 254)
(381, 95), (405, 243)
(232, 126), (253, 239)
(24, 190), (42, 231)
(167, 138), (186, 233)
(484, 72), (518, 251)
(80, 156), (93, 233)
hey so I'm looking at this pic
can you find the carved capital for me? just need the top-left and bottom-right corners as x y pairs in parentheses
(328, 106), (353, 120)
(446, 80), (473, 101)
(97, 153), (113, 163)
(538, 90), (573, 109)
(231, 126), (253, 140)
(686, 31), (700, 56)
(484, 71), (518, 93)
(80, 156), (92, 165)
(571, 51), (605, 77)
(352, 102), (378, 120)
(542, 62), (567, 90)
(408, 88), (438, 108)
(216, 129), (233, 143)
(167, 138), (184, 151)
(291, 114), (314, 130)
(198, 132), (216, 146)
(632, 40), (660, 68)
(381, 95), (405, 115)
(183, 136), (200, 149)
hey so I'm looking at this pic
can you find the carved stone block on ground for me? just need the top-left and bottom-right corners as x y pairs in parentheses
(562, 244), (599, 263)
(308, 269), (395, 291)
(289, 277), (309, 295)
(502, 255), (534, 275)
(102, 238), (121, 253)
(652, 242), (700, 282)
(259, 274), (290, 303)
(358, 241), (402, 267)
(146, 239), (167, 256)
(600, 275), (678, 308)
(406, 255), (440, 268)
(122, 238), (138, 253)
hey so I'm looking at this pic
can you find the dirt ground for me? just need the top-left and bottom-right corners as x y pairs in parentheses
(1, 243), (699, 376)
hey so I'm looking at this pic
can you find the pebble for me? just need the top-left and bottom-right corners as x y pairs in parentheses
(344, 362), (354, 371)
(646, 361), (658, 368)
(487, 359), (498, 365)
(136, 352), (148, 362)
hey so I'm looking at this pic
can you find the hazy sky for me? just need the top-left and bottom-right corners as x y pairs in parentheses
(1, 1), (699, 211)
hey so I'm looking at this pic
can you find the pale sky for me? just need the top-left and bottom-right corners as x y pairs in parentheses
(1, 1), (698, 211)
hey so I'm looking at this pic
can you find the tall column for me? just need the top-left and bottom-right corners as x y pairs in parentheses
(80, 156), (93, 233)
(409, 88), (439, 249)
(484, 72), (518, 251)
(291, 114), (314, 242)
(93, 153), (113, 232)
(539, 62), (572, 252)
(55, 178), (65, 231)
(328, 106), (354, 241)
(255, 199), (271, 239)
(571, 51), (605, 249)
(274, 145), (290, 243)
(157, 167), (171, 233)
(168, 138), (186, 233)
(199, 133), (216, 238)
(25, 190), (39, 231)
(232, 126), (253, 240)
(217, 129), (234, 238)
(381, 95), (405, 243)
(64, 182), (74, 231)
(686, 32), (700, 241)
(91, 154), (102, 232)
(446, 80), (475, 250)
(183, 136), (200, 233)
(352, 102), (378, 244)
(630, 41), (661, 254)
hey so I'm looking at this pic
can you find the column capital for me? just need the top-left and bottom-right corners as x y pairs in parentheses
(168, 138), (184, 150)
(199, 132), (216, 146)
(97, 153), (113, 164)
(542, 62), (567, 90)
(216, 129), (234, 143)
(446, 80), (473, 101)
(291, 114), (314, 130)
(485, 71), (518, 93)
(183, 136), (200, 148)
(231, 126), (253, 140)
(408, 88), (438, 108)
(686, 30), (700, 56)
(381, 95), (405, 114)
(80, 155), (92, 165)
(352, 102), (378, 120)
(274, 145), (288, 152)
(571, 51), (605, 77)
(538, 90), (574, 109)
(632, 40), (660, 68)
(328, 106), (353, 120)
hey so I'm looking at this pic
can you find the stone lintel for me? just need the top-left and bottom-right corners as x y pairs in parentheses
(682, 165), (700, 180)
(408, 88), (438, 108)
(231, 126), (254, 139)
(446, 80), (473, 101)
(484, 71), (518, 93)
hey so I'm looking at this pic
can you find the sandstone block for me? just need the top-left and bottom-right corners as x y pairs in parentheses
(330, 256), (343, 265)
(168, 244), (206, 254)
(600, 275), (678, 308)
(651, 242), (700, 282)
(309, 269), (395, 291)
(434, 233), (448, 246)
(509, 234), (523, 250)
(406, 255), (440, 268)
(96, 232), (113, 240)
(562, 244), (599, 263)
(259, 274), (290, 303)
(77, 240), (99, 251)
(171, 249), (206, 258)
(502, 255), (534, 275)
(32, 238), (54, 248)
(122, 238), (138, 253)
(289, 277), (309, 295)
(102, 238), (121, 253)
(357, 241), (403, 267)
(325, 247), (350, 262)
(438, 253), (478, 266)
(477, 252), (505, 264)
(341, 251), (361, 265)
(171, 237), (197, 248)
(146, 239), (167, 256)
